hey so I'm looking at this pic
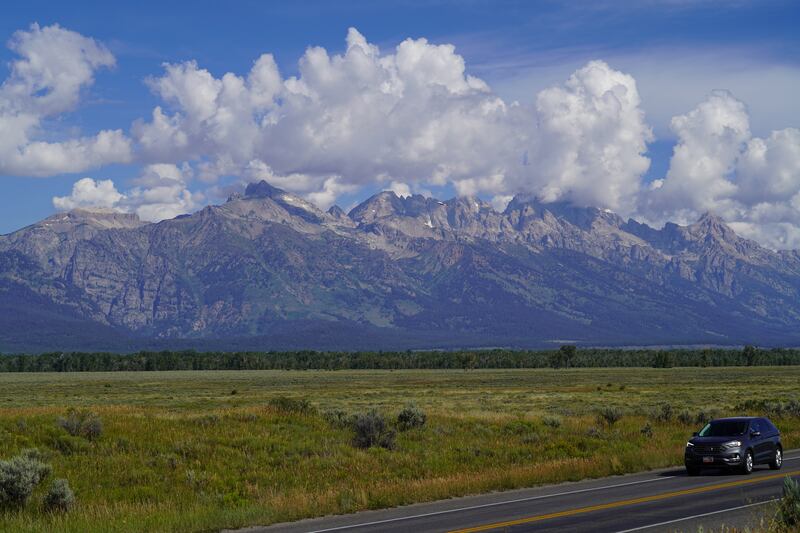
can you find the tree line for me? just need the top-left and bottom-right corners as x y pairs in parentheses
(0, 345), (799, 372)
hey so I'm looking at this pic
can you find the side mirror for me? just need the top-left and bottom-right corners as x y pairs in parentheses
(692, 432), (698, 437)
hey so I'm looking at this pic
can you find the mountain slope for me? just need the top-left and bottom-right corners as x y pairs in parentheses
(2, 181), (800, 352)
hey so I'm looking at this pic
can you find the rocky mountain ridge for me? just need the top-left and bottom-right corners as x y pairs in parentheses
(2, 181), (799, 352)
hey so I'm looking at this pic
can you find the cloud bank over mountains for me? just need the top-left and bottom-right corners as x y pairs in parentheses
(52, 163), (201, 222)
(2, 24), (800, 248)
(643, 91), (800, 249)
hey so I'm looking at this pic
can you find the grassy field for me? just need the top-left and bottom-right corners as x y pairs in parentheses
(1, 367), (799, 532)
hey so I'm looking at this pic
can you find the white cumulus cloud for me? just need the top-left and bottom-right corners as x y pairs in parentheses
(133, 28), (523, 197)
(52, 178), (123, 211)
(388, 181), (412, 198)
(0, 23), (132, 177)
(521, 60), (653, 215)
(125, 163), (201, 222)
(130, 30), (654, 219)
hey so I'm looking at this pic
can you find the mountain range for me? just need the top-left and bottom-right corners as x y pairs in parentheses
(2, 180), (800, 353)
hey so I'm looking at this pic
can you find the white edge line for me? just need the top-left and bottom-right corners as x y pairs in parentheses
(306, 476), (670, 532)
(613, 499), (778, 533)
(307, 454), (800, 533)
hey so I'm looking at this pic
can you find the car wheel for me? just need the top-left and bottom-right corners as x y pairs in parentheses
(686, 466), (700, 476)
(741, 450), (754, 475)
(769, 447), (783, 470)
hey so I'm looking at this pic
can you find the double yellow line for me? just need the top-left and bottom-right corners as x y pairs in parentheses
(449, 469), (800, 533)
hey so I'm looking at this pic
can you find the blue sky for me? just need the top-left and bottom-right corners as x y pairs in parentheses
(1, 0), (799, 238)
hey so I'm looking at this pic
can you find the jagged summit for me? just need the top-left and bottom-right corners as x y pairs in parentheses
(348, 190), (407, 223)
(244, 180), (284, 199)
(343, 189), (762, 252)
(697, 211), (725, 224)
(327, 205), (347, 219)
(224, 180), (330, 226)
(690, 212), (736, 237)
(504, 196), (625, 230)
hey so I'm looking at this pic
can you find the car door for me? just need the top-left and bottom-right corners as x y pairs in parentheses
(750, 419), (769, 462)
(759, 418), (778, 458)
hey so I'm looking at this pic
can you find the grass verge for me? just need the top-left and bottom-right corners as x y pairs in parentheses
(0, 367), (798, 532)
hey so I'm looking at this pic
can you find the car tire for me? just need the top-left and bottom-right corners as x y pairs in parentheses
(741, 450), (754, 475)
(686, 466), (700, 476)
(769, 447), (783, 470)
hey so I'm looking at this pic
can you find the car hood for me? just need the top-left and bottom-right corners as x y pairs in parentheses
(689, 436), (744, 445)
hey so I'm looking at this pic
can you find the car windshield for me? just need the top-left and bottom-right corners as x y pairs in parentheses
(698, 420), (748, 437)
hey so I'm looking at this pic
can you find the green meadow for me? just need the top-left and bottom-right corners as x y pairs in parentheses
(1, 367), (799, 532)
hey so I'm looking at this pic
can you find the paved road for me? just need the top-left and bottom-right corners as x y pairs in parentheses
(240, 451), (800, 533)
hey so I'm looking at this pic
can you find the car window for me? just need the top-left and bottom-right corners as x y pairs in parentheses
(762, 418), (778, 434)
(751, 420), (761, 434)
(698, 420), (748, 437)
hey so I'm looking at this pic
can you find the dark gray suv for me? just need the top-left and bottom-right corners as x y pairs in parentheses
(684, 417), (782, 475)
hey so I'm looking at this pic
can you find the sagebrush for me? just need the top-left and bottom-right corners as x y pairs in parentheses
(351, 410), (396, 449)
(0, 449), (52, 508)
(44, 478), (75, 512)
(397, 405), (427, 431)
(57, 409), (103, 441)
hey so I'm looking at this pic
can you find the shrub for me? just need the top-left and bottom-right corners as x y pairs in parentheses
(677, 410), (694, 425)
(323, 409), (352, 429)
(735, 398), (800, 419)
(82, 416), (103, 440)
(786, 399), (800, 418)
(194, 414), (220, 427)
(597, 407), (622, 427)
(0, 449), (52, 508)
(521, 432), (541, 444)
(775, 476), (800, 530)
(49, 435), (89, 456)
(542, 415), (562, 429)
(397, 404), (427, 431)
(762, 400), (789, 418)
(585, 426), (602, 438)
(57, 409), (103, 441)
(654, 403), (673, 422)
(351, 410), (396, 450)
(267, 396), (316, 415)
(43, 478), (74, 512)
(504, 420), (536, 436)
(694, 409), (719, 425)
(57, 410), (83, 437)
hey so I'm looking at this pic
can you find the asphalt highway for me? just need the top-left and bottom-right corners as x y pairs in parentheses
(241, 450), (800, 533)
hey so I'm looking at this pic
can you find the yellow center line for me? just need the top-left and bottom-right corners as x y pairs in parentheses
(448, 469), (800, 533)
